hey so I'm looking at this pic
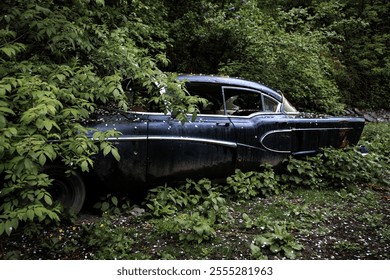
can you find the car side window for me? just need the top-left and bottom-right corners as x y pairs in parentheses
(224, 93), (262, 115)
(197, 93), (225, 115)
(223, 87), (279, 116)
(184, 83), (225, 115)
(263, 95), (279, 112)
(185, 84), (280, 116)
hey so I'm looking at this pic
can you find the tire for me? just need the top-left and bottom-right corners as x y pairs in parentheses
(44, 165), (86, 214)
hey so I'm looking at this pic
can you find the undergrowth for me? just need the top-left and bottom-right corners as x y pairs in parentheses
(1, 123), (389, 260)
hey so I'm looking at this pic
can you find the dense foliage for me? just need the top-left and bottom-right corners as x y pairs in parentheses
(0, 0), (198, 236)
(164, 0), (389, 111)
(1, 0), (389, 236)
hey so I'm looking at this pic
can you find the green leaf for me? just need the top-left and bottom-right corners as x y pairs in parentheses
(111, 196), (118, 206)
(95, 0), (105, 6)
(10, 218), (19, 230)
(0, 107), (14, 115)
(34, 207), (43, 218)
(101, 202), (109, 212)
(111, 148), (120, 161)
(103, 145), (111, 156)
(39, 153), (46, 166)
(283, 246), (297, 260)
(27, 209), (34, 221)
(4, 220), (12, 236)
(44, 194), (53, 206)
(1, 47), (15, 58)
(255, 236), (271, 246)
(80, 160), (89, 172)
(250, 243), (261, 255)
(270, 244), (281, 253)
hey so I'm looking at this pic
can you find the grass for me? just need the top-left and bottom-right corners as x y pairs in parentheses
(1, 182), (389, 260)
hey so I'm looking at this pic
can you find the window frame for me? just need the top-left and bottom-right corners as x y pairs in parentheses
(221, 86), (281, 116)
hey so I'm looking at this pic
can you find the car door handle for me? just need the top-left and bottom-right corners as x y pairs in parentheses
(216, 122), (230, 127)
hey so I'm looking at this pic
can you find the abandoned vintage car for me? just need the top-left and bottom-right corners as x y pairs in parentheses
(49, 75), (365, 212)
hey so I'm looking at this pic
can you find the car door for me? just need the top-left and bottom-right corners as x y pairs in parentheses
(227, 86), (363, 169)
(223, 86), (292, 170)
(146, 89), (237, 185)
(92, 112), (149, 192)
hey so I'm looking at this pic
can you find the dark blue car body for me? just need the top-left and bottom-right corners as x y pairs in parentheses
(88, 75), (365, 194)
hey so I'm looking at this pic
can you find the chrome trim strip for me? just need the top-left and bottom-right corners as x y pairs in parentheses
(227, 112), (282, 118)
(96, 136), (148, 142)
(123, 110), (283, 118)
(260, 129), (293, 154)
(260, 127), (353, 144)
(292, 150), (317, 156)
(236, 143), (264, 151)
(148, 136), (237, 148)
(260, 127), (353, 154)
(260, 129), (293, 142)
(100, 135), (237, 148)
(292, 127), (353, 132)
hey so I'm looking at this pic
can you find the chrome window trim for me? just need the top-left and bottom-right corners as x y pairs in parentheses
(222, 86), (281, 114)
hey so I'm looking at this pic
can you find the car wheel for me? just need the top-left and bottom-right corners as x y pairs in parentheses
(44, 165), (86, 214)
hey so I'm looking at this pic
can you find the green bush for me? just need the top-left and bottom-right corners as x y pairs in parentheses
(152, 212), (217, 244)
(360, 123), (390, 160)
(0, 0), (202, 237)
(247, 217), (303, 260)
(146, 178), (229, 222)
(251, 226), (303, 260)
(215, 1), (345, 114)
(280, 137), (390, 190)
(83, 213), (135, 260)
(146, 178), (230, 243)
(93, 194), (133, 215)
(225, 164), (281, 199)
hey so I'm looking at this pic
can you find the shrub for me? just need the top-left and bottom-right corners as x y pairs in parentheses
(225, 164), (281, 199)
(249, 219), (303, 260)
(83, 213), (135, 260)
(280, 145), (389, 191)
(0, 0), (202, 236)
(146, 178), (230, 243)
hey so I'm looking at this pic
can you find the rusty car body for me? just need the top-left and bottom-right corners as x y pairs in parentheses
(49, 75), (365, 212)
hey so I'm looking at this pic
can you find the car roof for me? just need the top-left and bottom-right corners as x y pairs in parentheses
(178, 74), (283, 102)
